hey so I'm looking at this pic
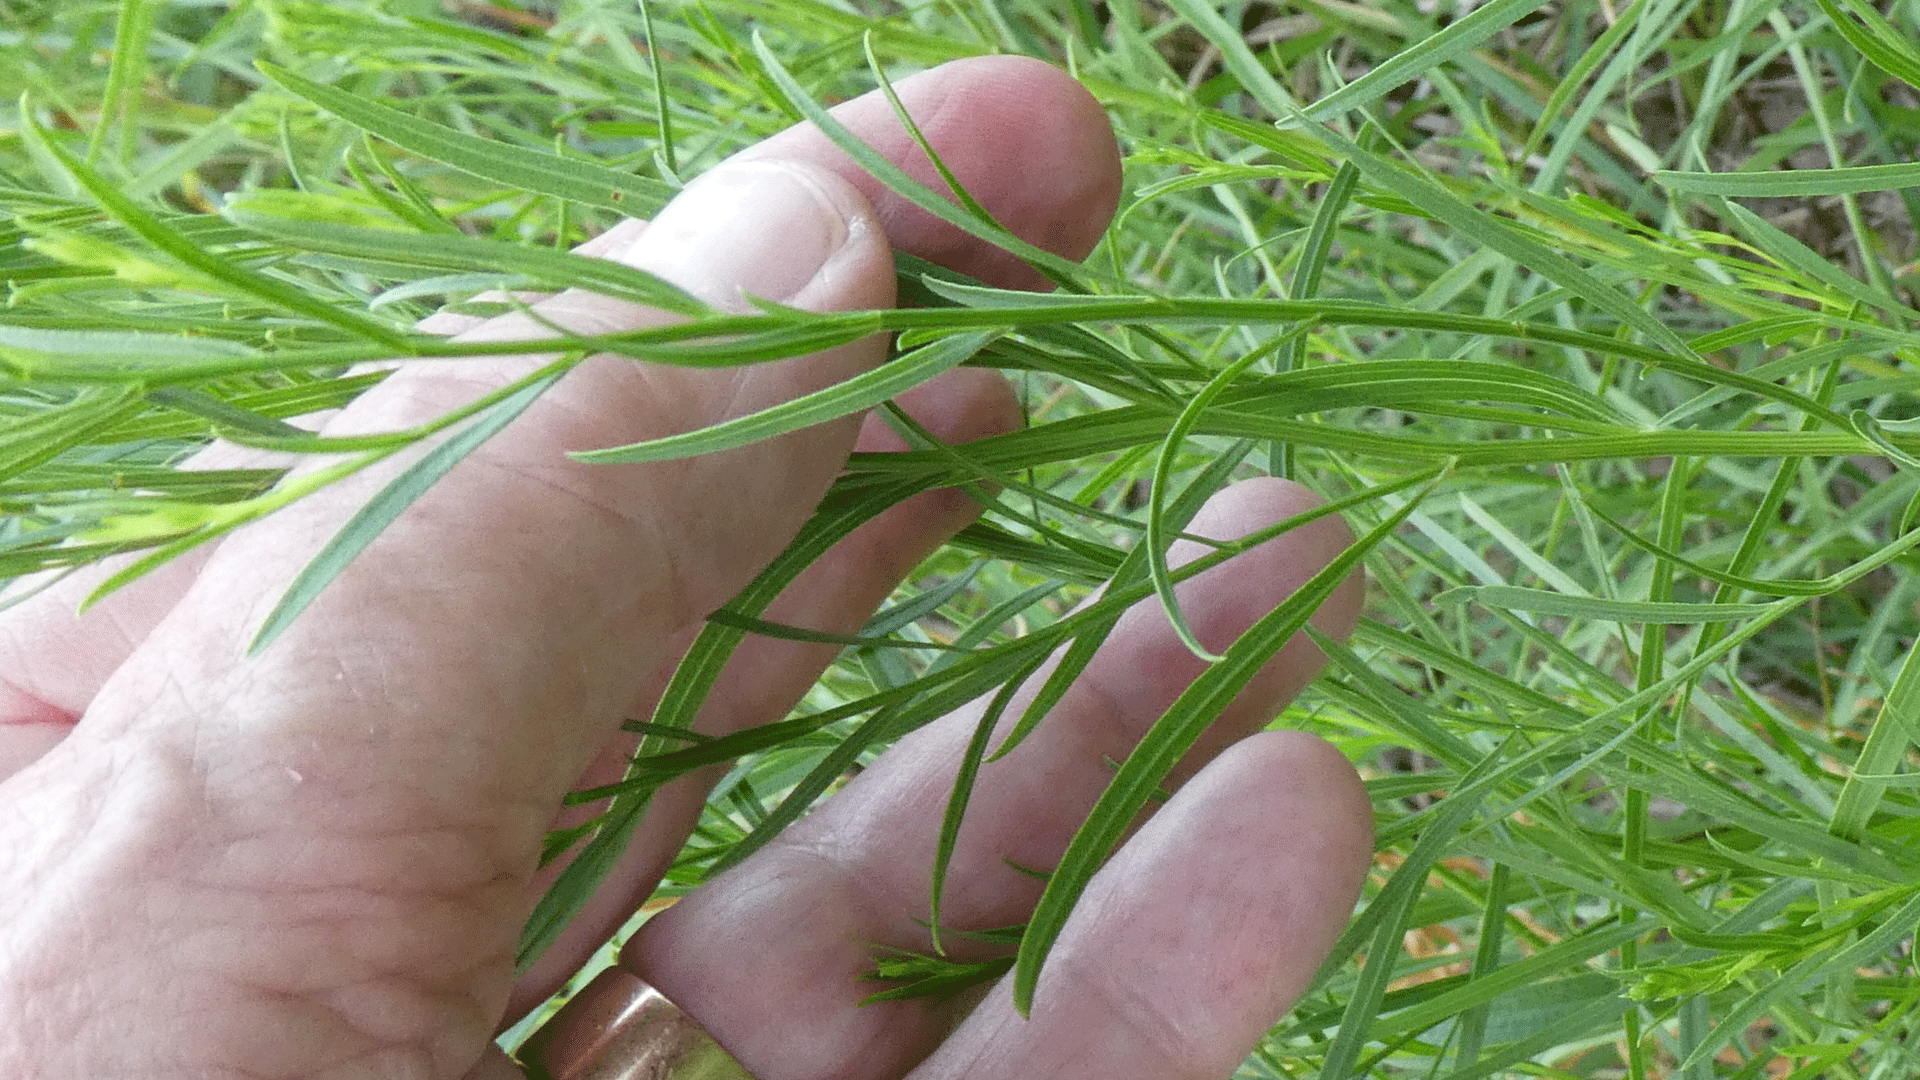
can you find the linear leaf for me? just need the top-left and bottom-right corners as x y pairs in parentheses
(1812, 0), (1920, 92)
(223, 192), (703, 315)
(145, 388), (308, 439)
(572, 330), (999, 464)
(702, 609), (970, 652)
(1307, 0), (1554, 121)
(257, 62), (676, 217)
(0, 386), (144, 478)
(19, 112), (412, 349)
(1827, 629), (1920, 842)
(749, 34), (1096, 287)
(0, 323), (261, 381)
(989, 440), (1271, 763)
(1239, 114), (1697, 358)
(1145, 347), (1276, 662)
(1321, 752), (1501, 1078)
(1439, 585), (1784, 623)
(1656, 161), (1920, 196)
(1012, 470), (1441, 1015)
(248, 361), (571, 654)
(1159, 0), (1298, 117)
(929, 651), (1046, 953)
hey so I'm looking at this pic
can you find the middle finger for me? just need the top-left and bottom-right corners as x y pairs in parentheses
(623, 477), (1363, 1080)
(505, 367), (1021, 1016)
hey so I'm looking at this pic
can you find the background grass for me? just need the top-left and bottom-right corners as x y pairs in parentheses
(6, 0), (1920, 1075)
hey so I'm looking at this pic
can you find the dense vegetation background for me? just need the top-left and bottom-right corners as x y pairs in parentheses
(5, 0), (1920, 1075)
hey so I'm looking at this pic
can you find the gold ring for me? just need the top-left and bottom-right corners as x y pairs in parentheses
(515, 966), (758, 1080)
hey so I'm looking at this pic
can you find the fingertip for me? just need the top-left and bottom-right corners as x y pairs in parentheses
(1112, 730), (1372, 1066)
(895, 55), (1122, 283)
(618, 158), (895, 315)
(1170, 731), (1373, 1049)
(1226, 729), (1376, 888)
(739, 56), (1121, 291)
(916, 729), (1373, 1080)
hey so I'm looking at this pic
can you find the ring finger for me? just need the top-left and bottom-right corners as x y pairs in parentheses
(618, 477), (1368, 1080)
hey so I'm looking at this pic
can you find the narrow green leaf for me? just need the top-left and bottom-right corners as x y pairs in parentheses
(1852, 410), (1920, 470)
(749, 34), (1096, 287)
(1439, 585), (1785, 623)
(637, 0), (677, 175)
(1145, 346), (1280, 662)
(223, 191), (704, 316)
(862, 561), (989, 637)
(145, 387), (308, 439)
(929, 651), (1046, 954)
(1714, 197), (1916, 318)
(1656, 161), (1920, 196)
(864, 33), (998, 227)
(572, 330), (999, 464)
(1828, 628), (1920, 842)
(257, 62), (677, 217)
(1159, 0), (1299, 117)
(702, 609), (969, 651)
(92, 0), (155, 163)
(1247, 114), (1698, 358)
(988, 441), (1260, 762)
(0, 386), (144, 478)
(1431, 996), (1632, 1080)
(1013, 470), (1443, 1015)
(0, 323), (259, 380)
(248, 360), (572, 654)
(1580, 500), (1845, 597)
(1321, 757), (1501, 1078)
(1272, 154), (1360, 477)
(1812, 0), (1920, 92)
(1307, 0), (1553, 121)
(18, 110), (412, 350)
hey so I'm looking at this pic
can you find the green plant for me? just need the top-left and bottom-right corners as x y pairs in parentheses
(5, 0), (1920, 1075)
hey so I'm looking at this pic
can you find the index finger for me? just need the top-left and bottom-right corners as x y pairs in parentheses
(0, 54), (1121, 758)
(4, 55), (1123, 1080)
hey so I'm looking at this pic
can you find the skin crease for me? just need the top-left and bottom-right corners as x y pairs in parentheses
(0, 56), (1373, 1080)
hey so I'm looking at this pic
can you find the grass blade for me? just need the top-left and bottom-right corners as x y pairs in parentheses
(20, 109), (412, 350)
(1437, 585), (1786, 623)
(257, 62), (677, 217)
(1242, 114), (1697, 358)
(1306, 0), (1554, 121)
(1656, 161), (1920, 196)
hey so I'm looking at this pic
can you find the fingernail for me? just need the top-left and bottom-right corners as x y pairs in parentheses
(617, 160), (863, 310)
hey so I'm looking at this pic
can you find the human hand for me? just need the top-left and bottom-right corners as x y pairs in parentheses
(0, 56), (1371, 1080)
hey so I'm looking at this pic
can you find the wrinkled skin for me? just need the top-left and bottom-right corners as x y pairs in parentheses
(0, 57), (1373, 1080)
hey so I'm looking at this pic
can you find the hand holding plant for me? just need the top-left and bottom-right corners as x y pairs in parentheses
(0, 57), (1370, 1080)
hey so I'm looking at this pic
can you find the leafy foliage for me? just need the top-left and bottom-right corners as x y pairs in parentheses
(6, 0), (1920, 1076)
